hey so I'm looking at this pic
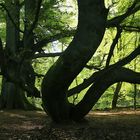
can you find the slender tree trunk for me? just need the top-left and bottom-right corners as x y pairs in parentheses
(134, 84), (137, 110)
(133, 57), (137, 110)
(112, 82), (122, 109)
(133, 34), (138, 110)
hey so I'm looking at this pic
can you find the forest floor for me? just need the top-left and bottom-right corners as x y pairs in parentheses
(0, 109), (140, 140)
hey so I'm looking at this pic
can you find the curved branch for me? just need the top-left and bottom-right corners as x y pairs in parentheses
(110, 45), (140, 68)
(71, 67), (140, 120)
(68, 44), (140, 97)
(41, 0), (108, 121)
(106, 27), (122, 67)
(67, 72), (99, 97)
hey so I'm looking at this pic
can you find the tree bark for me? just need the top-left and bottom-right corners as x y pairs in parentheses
(0, 0), (35, 110)
(41, 0), (108, 122)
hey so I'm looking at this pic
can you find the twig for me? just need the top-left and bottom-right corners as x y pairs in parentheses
(106, 26), (122, 67)
(33, 52), (63, 59)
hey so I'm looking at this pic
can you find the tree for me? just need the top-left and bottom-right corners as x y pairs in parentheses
(0, 0), (75, 109)
(41, 0), (140, 122)
(0, 0), (41, 109)
(0, 0), (32, 109)
(112, 82), (122, 109)
(0, 0), (140, 122)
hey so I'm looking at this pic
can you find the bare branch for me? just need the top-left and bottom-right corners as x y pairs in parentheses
(121, 25), (140, 32)
(68, 44), (140, 96)
(106, 27), (122, 67)
(33, 52), (62, 59)
(67, 72), (99, 97)
(73, 67), (140, 119)
(107, 1), (140, 27)
(110, 45), (140, 68)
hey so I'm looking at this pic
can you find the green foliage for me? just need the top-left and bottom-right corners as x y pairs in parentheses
(34, 0), (77, 44)
(0, 0), (140, 110)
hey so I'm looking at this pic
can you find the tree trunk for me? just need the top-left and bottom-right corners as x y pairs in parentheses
(41, 0), (108, 122)
(0, 0), (35, 110)
(112, 82), (122, 109)
(0, 79), (34, 109)
(134, 84), (137, 110)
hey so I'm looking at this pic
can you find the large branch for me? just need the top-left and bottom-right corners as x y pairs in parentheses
(71, 67), (140, 120)
(67, 71), (99, 97)
(114, 68), (140, 83)
(107, 1), (140, 27)
(111, 45), (140, 68)
(68, 44), (140, 96)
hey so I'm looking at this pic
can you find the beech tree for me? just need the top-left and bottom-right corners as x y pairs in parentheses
(41, 0), (140, 122)
(0, 0), (47, 109)
(0, 0), (140, 122)
(0, 0), (74, 109)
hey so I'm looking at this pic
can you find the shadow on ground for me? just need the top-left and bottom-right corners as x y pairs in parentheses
(0, 109), (140, 140)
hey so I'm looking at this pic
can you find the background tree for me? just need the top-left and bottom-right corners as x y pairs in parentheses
(0, 0), (76, 109)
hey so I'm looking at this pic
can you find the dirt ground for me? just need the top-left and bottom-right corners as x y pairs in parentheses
(0, 109), (140, 140)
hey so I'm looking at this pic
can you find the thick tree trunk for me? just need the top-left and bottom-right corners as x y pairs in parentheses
(0, 0), (35, 110)
(41, 0), (108, 122)
(0, 79), (34, 109)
